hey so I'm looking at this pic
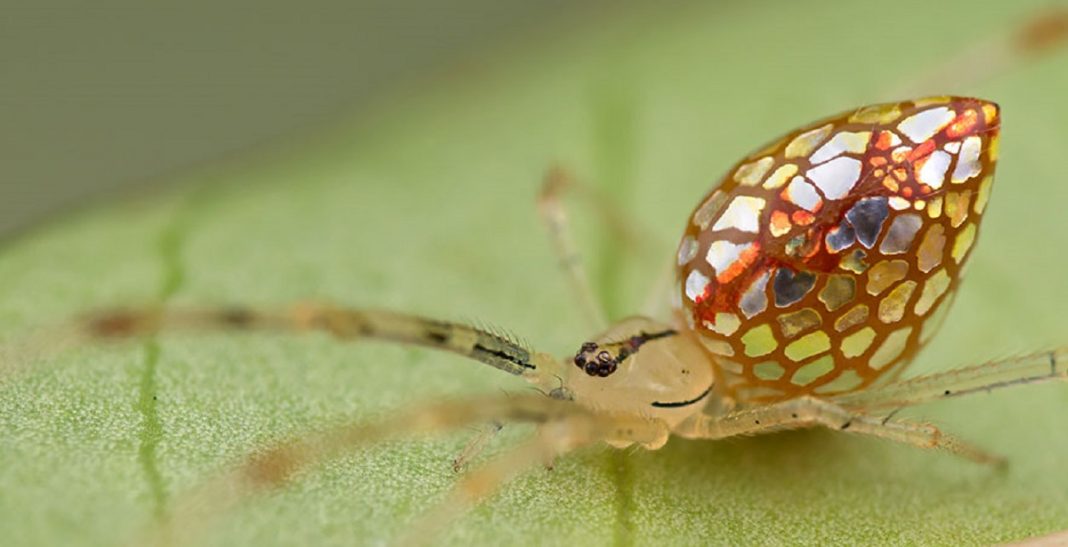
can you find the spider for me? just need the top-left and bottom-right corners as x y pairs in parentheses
(58, 95), (1065, 545)
(9, 10), (1068, 545)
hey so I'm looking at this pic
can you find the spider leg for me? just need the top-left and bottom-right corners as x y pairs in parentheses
(57, 304), (566, 392)
(538, 165), (665, 327)
(887, 7), (1068, 99)
(678, 396), (1004, 466)
(451, 420), (503, 472)
(829, 348), (1068, 413)
(22, 304), (573, 478)
(399, 410), (665, 546)
(538, 165), (677, 322)
(538, 166), (610, 329)
(146, 394), (667, 546)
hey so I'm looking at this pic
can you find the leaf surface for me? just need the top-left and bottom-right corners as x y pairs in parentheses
(2, 1), (1068, 545)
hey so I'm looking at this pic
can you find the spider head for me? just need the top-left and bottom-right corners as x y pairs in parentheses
(565, 316), (715, 432)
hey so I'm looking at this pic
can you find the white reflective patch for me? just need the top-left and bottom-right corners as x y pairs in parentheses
(951, 136), (982, 183)
(783, 177), (821, 212)
(712, 196), (766, 233)
(806, 156), (862, 199)
(879, 213), (923, 254)
(706, 240), (753, 277)
(917, 150), (951, 189)
(677, 235), (699, 266)
(740, 270), (770, 318)
(897, 107), (954, 143)
(685, 269), (710, 302)
(809, 131), (871, 164)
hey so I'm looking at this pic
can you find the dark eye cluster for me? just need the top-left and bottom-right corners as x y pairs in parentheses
(572, 336), (648, 377)
(573, 341), (621, 377)
(573, 330), (677, 378)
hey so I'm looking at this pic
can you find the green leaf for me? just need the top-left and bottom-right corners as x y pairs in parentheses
(3, 1), (1068, 545)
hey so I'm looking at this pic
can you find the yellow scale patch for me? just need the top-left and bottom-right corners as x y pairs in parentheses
(870, 327), (913, 369)
(866, 260), (909, 295)
(785, 124), (833, 158)
(952, 223), (978, 263)
(927, 196), (944, 218)
(814, 369), (864, 394)
(692, 190), (728, 230)
(741, 324), (777, 357)
(819, 275), (856, 311)
(974, 176), (994, 214)
(916, 224), (946, 273)
(945, 190), (972, 228)
(763, 164), (797, 190)
(777, 308), (822, 338)
(879, 280), (917, 323)
(784, 331), (831, 362)
(791, 355), (835, 386)
(835, 304), (869, 332)
(842, 327), (876, 358)
(734, 157), (774, 186)
(753, 361), (786, 381)
(849, 103), (901, 124)
(915, 269), (951, 316)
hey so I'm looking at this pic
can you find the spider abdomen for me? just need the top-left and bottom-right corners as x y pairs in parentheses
(675, 97), (1000, 403)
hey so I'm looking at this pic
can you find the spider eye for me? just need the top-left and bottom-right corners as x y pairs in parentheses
(573, 342), (620, 377)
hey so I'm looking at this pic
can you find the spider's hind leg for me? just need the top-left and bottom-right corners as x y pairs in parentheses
(679, 396), (1005, 466)
(829, 348), (1068, 413)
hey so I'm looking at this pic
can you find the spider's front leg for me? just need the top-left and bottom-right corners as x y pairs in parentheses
(677, 396), (1004, 466)
(23, 303), (573, 475)
(149, 393), (667, 547)
(538, 165), (676, 321)
(542, 166), (649, 329)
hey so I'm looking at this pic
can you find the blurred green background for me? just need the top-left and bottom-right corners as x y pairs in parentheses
(1, 0), (616, 237)
(2, 1), (1068, 546)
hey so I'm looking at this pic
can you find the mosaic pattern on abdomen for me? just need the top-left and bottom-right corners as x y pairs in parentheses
(675, 97), (999, 403)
